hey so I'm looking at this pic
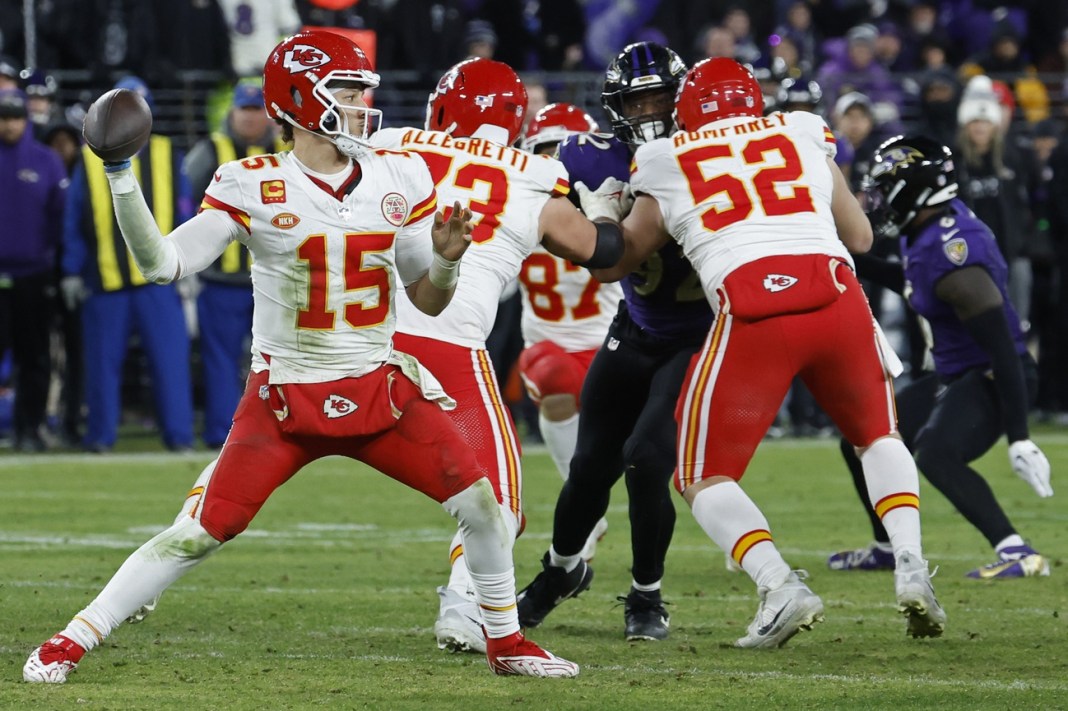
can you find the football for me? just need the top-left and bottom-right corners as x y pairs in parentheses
(82, 88), (153, 163)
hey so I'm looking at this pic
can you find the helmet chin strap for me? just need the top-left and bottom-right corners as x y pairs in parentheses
(324, 104), (374, 158)
(287, 121), (368, 159)
(333, 134), (365, 158)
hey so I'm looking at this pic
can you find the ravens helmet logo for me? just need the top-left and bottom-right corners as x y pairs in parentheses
(871, 146), (923, 178)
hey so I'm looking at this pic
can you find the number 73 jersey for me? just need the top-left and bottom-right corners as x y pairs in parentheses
(631, 110), (852, 301)
(370, 127), (571, 348)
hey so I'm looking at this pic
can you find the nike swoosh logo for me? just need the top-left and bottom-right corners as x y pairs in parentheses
(758, 603), (790, 636)
(941, 228), (960, 241)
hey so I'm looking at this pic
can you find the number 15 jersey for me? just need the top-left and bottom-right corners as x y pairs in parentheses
(631, 110), (851, 303)
(201, 150), (438, 384)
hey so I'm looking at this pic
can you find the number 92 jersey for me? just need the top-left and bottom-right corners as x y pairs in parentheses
(201, 150), (438, 383)
(631, 110), (851, 300)
(370, 127), (570, 348)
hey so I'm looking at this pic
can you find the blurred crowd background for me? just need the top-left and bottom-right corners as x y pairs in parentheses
(2, 0), (1068, 451)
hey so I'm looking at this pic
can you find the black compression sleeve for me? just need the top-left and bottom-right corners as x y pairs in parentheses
(960, 307), (1030, 442)
(853, 253), (905, 294)
(576, 221), (624, 269)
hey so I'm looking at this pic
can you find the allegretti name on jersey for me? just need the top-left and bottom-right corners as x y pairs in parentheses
(673, 113), (790, 147)
(398, 129), (530, 171)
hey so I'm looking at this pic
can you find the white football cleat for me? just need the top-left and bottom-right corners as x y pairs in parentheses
(23, 634), (85, 684)
(434, 586), (486, 654)
(486, 631), (579, 677)
(735, 570), (824, 649)
(895, 553), (946, 638)
(579, 517), (608, 563)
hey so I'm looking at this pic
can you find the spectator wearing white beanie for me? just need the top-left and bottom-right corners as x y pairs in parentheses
(957, 95), (1003, 127)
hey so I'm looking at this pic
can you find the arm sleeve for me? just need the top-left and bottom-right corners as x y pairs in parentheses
(936, 266), (1029, 442)
(106, 166), (234, 282)
(61, 165), (88, 277)
(169, 210), (244, 276)
(960, 306), (1030, 442)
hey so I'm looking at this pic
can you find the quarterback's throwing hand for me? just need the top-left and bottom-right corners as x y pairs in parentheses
(1008, 439), (1053, 498)
(432, 201), (474, 262)
(574, 177), (634, 223)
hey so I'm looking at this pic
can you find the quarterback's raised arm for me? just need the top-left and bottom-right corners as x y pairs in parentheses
(106, 164), (238, 283)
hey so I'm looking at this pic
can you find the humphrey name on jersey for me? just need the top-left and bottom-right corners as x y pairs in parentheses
(672, 112), (790, 146)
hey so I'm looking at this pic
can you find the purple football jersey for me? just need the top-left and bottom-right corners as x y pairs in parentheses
(901, 199), (1026, 377)
(558, 133), (712, 340)
(557, 132), (631, 189)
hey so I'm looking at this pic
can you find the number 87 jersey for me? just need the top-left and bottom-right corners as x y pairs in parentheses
(632, 109), (851, 300)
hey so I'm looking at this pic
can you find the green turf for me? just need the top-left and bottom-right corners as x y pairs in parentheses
(1, 435), (1066, 710)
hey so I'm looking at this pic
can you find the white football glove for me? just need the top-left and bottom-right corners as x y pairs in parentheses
(1008, 439), (1053, 498)
(574, 177), (634, 223)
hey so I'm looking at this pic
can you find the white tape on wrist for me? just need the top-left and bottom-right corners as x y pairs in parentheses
(428, 251), (460, 290)
(105, 167), (139, 195)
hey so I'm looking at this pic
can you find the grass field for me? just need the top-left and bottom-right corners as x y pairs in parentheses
(1, 433), (1066, 710)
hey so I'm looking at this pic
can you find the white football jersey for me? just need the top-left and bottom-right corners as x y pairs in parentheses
(631, 110), (851, 304)
(201, 150), (438, 383)
(370, 127), (571, 348)
(518, 246), (622, 351)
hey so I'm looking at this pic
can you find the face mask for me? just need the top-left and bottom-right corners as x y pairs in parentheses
(633, 118), (668, 144)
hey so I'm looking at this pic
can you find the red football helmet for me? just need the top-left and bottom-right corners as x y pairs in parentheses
(263, 30), (381, 152)
(674, 57), (763, 132)
(521, 102), (600, 153)
(425, 58), (528, 145)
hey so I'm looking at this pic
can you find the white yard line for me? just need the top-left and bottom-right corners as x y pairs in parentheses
(589, 665), (1068, 692)
(6, 431), (1068, 468)
(0, 527), (1043, 562)
(3, 578), (1060, 619)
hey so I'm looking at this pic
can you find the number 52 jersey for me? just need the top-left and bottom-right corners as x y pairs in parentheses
(631, 110), (852, 302)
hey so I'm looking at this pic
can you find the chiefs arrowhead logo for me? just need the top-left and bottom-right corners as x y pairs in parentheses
(283, 45), (331, 73)
(323, 394), (358, 419)
(763, 274), (798, 292)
